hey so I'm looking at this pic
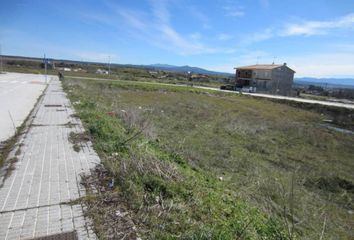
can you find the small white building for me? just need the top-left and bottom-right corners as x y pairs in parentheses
(57, 67), (72, 72)
(96, 69), (109, 74)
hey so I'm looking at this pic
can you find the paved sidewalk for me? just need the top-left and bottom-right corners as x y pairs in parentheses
(0, 77), (99, 239)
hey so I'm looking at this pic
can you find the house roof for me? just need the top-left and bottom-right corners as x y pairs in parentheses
(234, 64), (295, 72)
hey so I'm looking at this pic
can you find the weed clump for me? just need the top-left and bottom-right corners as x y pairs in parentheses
(68, 131), (91, 152)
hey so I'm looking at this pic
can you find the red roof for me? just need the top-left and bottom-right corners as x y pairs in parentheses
(235, 64), (295, 72)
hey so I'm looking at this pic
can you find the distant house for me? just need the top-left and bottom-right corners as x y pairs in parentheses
(96, 69), (109, 74)
(73, 68), (86, 73)
(148, 71), (159, 75)
(191, 74), (209, 80)
(57, 67), (71, 72)
(235, 63), (295, 95)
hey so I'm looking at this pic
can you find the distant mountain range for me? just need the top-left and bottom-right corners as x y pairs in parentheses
(114, 63), (233, 76)
(295, 77), (354, 89)
(1, 55), (233, 76)
(147, 64), (234, 76)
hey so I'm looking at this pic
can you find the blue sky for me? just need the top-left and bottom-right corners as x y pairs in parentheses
(1, 0), (354, 77)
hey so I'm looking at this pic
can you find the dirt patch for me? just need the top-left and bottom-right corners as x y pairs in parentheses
(70, 113), (80, 119)
(44, 104), (63, 107)
(69, 132), (91, 143)
(304, 176), (354, 209)
(30, 124), (48, 127)
(305, 176), (354, 194)
(81, 165), (138, 240)
(0, 132), (25, 181)
(15, 147), (21, 156)
(269, 98), (354, 131)
(29, 231), (77, 240)
(68, 132), (91, 152)
(62, 122), (79, 128)
(30, 122), (79, 128)
(1, 157), (18, 183)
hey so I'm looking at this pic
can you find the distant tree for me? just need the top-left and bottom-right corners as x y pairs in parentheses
(308, 85), (324, 92)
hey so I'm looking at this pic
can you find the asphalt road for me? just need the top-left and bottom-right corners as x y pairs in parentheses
(0, 73), (49, 142)
(196, 86), (354, 110)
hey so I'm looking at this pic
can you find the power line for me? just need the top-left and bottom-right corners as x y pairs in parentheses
(272, 56), (277, 64)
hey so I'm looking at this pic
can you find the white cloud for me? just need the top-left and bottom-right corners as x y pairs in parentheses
(333, 43), (354, 52)
(240, 28), (274, 45)
(185, 5), (211, 29)
(238, 13), (354, 46)
(157, 24), (218, 55)
(189, 32), (202, 40)
(237, 50), (271, 65)
(149, 1), (212, 55)
(118, 10), (147, 31)
(223, 6), (245, 18)
(111, 0), (219, 55)
(218, 33), (232, 41)
(78, 12), (113, 26)
(205, 64), (235, 73)
(202, 23), (212, 29)
(281, 13), (354, 36)
(205, 50), (271, 73)
(259, 0), (269, 8)
(228, 11), (245, 17)
(74, 51), (117, 62)
(150, 0), (170, 23)
(286, 53), (354, 77)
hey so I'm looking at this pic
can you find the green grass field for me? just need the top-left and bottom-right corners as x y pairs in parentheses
(63, 77), (354, 239)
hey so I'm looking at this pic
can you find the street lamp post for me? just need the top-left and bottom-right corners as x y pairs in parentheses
(108, 55), (111, 77)
(44, 54), (47, 84)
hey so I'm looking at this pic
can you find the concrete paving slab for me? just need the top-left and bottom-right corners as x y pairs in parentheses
(0, 74), (100, 239)
(0, 73), (49, 142)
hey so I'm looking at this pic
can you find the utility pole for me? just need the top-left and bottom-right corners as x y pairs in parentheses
(44, 53), (47, 84)
(108, 55), (111, 77)
(272, 56), (277, 64)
